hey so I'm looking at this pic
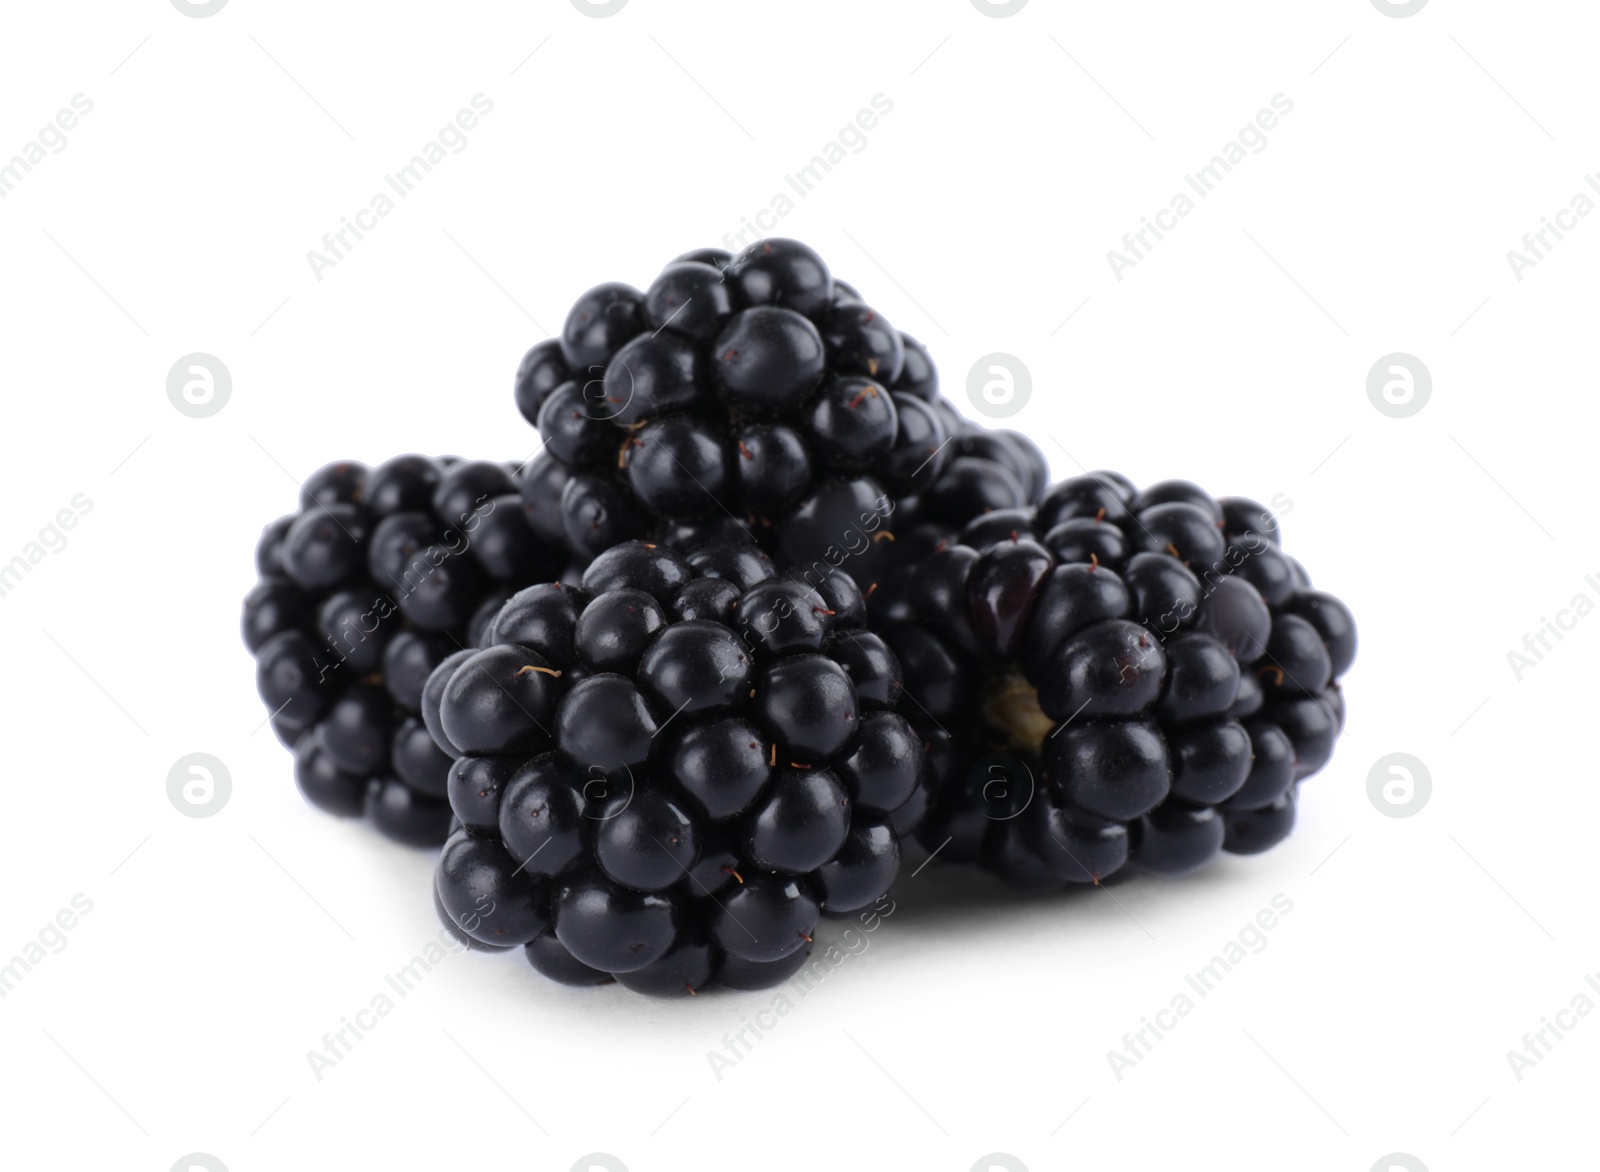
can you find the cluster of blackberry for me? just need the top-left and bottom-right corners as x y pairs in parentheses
(511, 239), (1045, 588)
(244, 456), (567, 844)
(873, 475), (1356, 890)
(425, 541), (926, 993)
(242, 238), (1355, 996)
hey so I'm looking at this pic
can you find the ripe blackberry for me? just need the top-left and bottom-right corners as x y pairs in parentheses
(426, 539), (927, 994)
(244, 456), (568, 845)
(511, 238), (1047, 592)
(879, 475), (1355, 890)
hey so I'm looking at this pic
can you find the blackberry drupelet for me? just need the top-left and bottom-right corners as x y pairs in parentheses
(244, 455), (568, 845)
(877, 474), (1355, 890)
(511, 238), (1046, 591)
(426, 538), (927, 994)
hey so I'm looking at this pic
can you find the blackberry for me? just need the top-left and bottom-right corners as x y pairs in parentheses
(426, 539), (928, 994)
(243, 456), (568, 845)
(510, 238), (1047, 593)
(878, 474), (1355, 889)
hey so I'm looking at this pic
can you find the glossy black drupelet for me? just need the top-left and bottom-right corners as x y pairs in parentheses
(875, 475), (1355, 889)
(427, 539), (927, 994)
(244, 456), (567, 846)
(510, 239), (1047, 592)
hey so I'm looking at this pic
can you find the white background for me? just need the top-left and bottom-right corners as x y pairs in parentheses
(0, 2), (1593, 1170)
